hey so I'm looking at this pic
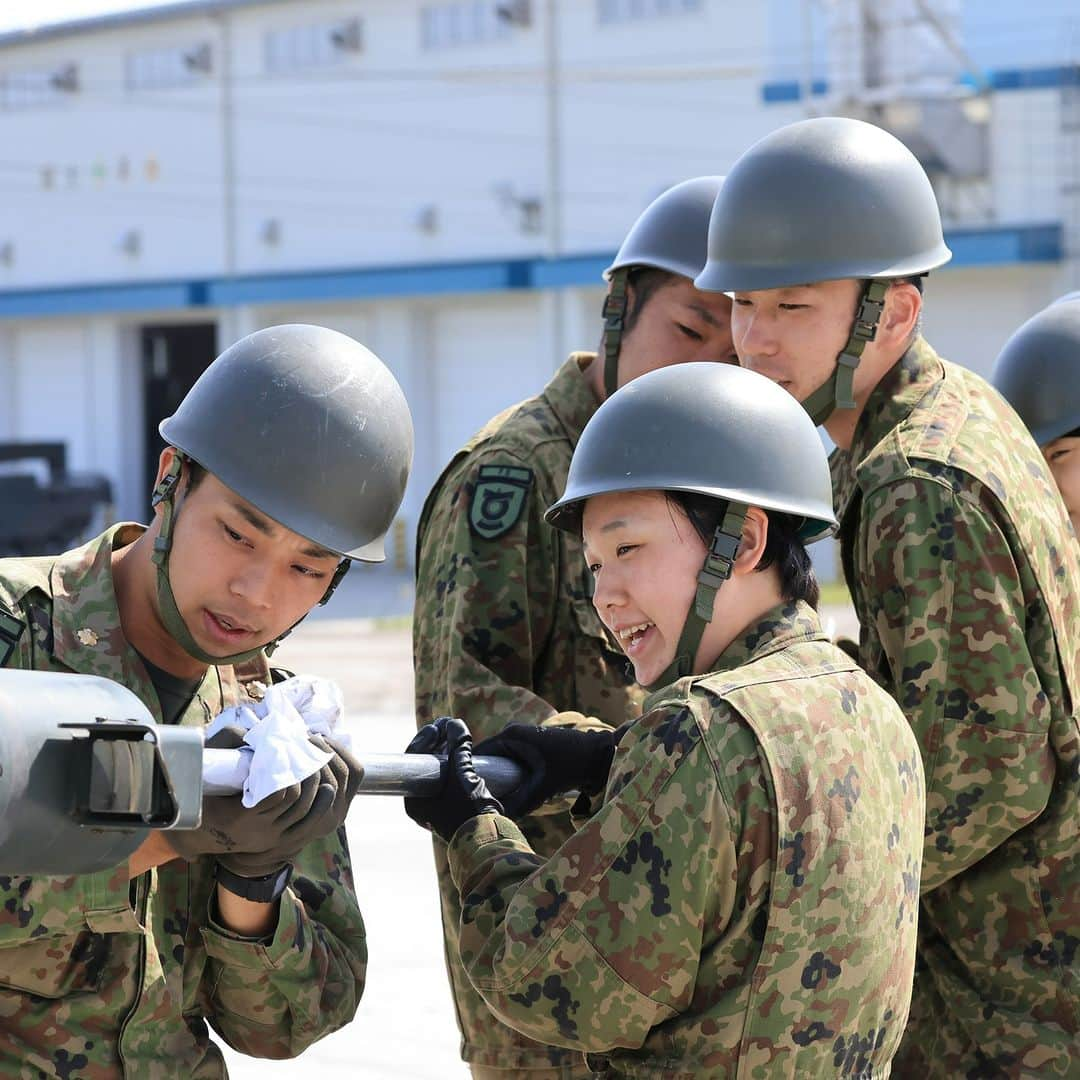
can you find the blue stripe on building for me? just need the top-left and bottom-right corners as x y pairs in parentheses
(762, 63), (1080, 103)
(0, 224), (1064, 319)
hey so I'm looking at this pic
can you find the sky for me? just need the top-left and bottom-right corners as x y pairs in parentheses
(0, 0), (179, 34)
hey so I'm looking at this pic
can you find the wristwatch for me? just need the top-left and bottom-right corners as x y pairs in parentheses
(214, 862), (293, 904)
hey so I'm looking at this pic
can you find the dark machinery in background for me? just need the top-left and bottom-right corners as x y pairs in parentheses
(0, 442), (113, 556)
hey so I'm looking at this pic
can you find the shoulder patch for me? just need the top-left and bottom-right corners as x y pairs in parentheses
(0, 603), (25, 668)
(468, 464), (533, 540)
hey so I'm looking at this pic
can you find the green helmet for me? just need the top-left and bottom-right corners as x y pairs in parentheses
(601, 176), (726, 399)
(546, 362), (835, 690)
(991, 297), (1080, 446)
(696, 117), (952, 425)
(153, 324), (414, 664)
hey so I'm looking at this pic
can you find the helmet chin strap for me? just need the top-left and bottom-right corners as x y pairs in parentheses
(600, 268), (630, 400)
(644, 502), (746, 692)
(800, 280), (888, 427)
(149, 454), (349, 667)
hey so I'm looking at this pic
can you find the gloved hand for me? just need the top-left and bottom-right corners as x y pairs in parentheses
(170, 728), (364, 877)
(404, 717), (503, 843)
(473, 723), (624, 818)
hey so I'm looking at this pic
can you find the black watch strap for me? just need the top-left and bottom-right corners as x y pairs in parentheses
(214, 862), (293, 904)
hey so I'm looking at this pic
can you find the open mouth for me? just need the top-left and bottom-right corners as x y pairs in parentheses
(203, 610), (255, 642)
(616, 621), (655, 654)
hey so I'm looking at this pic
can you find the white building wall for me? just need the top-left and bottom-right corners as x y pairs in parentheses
(0, 13), (230, 287)
(224, 0), (548, 273)
(991, 88), (1063, 226)
(923, 263), (1065, 378)
(0, 0), (781, 290)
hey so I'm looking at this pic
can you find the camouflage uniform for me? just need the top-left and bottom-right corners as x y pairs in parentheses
(0, 525), (367, 1078)
(830, 339), (1080, 1077)
(446, 601), (925, 1078)
(414, 353), (645, 1074)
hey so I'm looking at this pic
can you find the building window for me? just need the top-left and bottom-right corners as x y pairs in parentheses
(264, 18), (364, 74)
(0, 63), (78, 109)
(420, 3), (516, 50)
(126, 43), (213, 91)
(597, 0), (703, 23)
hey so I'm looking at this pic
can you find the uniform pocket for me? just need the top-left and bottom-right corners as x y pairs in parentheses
(0, 929), (110, 998)
(922, 720), (1053, 881)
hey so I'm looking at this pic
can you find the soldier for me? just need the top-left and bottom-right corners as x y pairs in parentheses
(0, 325), (413, 1076)
(405, 362), (926, 1077)
(698, 116), (1080, 1076)
(412, 176), (735, 1078)
(991, 294), (1080, 535)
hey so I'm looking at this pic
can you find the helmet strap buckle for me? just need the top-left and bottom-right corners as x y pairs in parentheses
(150, 454), (185, 509)
(852, 286), (887, 343)
(693, 504), (746, 621)
(319, 560), (351, 606)
(694, 533), (739, 619)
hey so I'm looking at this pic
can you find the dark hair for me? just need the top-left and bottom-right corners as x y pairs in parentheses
(623, 267), (681, 335)
(182, 456), (207, 493)
(667, 491), (820, 608)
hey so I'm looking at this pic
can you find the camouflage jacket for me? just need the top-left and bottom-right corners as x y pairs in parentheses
(413, 353), (644, 1070)
(831, 339), (1080, 1077)
(447, 602), (925, 1079)
(0, 526), (366, 1079)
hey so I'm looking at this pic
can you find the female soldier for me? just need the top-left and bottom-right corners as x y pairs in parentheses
(405, 362), (924, 1078)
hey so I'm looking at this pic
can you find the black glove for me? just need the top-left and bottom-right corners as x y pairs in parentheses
(171, 729), (365, 877)
(473, 723), (622, 819)
(404, 717), (503, 843)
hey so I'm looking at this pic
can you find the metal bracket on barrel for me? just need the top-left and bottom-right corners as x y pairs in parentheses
(59, 719), (204, 830)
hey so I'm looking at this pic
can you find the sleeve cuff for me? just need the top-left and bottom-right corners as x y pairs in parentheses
(447, 812), (531, 893)
(201, 887), (304, 971)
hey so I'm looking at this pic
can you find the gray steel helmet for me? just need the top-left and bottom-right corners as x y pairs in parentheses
(695, 117), (950, 427)
(696, 117), (951, 293)
(547, 362), (835, 541)
(547, 363), (835, 691)
(991, 297), (1080, 446)
(605, 176), (726, 282)
(160, 323), (413, 562)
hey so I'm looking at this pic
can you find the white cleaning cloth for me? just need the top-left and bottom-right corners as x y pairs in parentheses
(202, 675), (352, 807)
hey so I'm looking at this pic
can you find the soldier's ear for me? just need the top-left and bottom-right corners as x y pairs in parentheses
(879, 283), (921, 347)
(153, 447), (178, 490)
(150, 447), (180, 520)
(731, 508), (769, 578)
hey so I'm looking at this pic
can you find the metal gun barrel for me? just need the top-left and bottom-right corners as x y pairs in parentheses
(202, 748), (523, 799)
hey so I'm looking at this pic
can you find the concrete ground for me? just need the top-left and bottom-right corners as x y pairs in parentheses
(219, 612), (466, 1080)
(219, 580), (859, 1079)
